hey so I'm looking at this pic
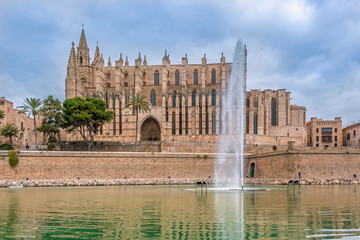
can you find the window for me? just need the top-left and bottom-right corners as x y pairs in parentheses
(253, 113), (258, 134)
(211, 69), (216, 84)
(173, 92), (177, 107)
(150, 90), (156, 106)
(246, 98), (250, 108)
(194, 69), (198, 85)
(212, 112), (216, 134)
(175, 70), (180, 85)
(154, 70), (159, 86)
(347, 133), (351, 140)
(246, 113), (249, 134)
(334, 136), (337, 142)
(271, 98), (277, 126)
(322, 128), (332, 134)
(316, 136), (319, 142)
(322, 136), (332, 143)
(192, 91), (196, 106)
(334, 128), (337, 133)
(316, 143), (319, 147)
(354, 130), (357, 137)
(335, 143), (337, 147)
(172, 112), (176, 135)
(211, 89), (216, 106)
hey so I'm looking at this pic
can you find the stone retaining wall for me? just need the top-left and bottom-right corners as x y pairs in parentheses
(1, 149), (360, 187)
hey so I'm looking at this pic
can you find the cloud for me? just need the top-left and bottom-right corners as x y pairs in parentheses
(0, 0), (359, 126)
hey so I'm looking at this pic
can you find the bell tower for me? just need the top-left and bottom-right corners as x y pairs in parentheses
(77, 25), (90, 66)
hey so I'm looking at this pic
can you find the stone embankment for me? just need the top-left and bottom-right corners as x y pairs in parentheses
(1, 178), (360, 188)
(246, 178), (360, 185)
(0, 178), (215, 188)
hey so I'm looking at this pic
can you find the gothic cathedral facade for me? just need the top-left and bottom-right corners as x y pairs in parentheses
(65, 30), (306, 146)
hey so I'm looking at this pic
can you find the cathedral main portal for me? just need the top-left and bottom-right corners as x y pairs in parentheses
(140, 117), (161, 141)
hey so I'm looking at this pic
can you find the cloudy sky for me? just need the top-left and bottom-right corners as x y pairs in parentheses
(0, 0), (359, 126)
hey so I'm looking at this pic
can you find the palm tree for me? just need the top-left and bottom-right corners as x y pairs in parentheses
(0, 123), (19, 146)
(18, 98), (42, 148)
(0, 110), (4, 120)
(126, 92), (150, 152)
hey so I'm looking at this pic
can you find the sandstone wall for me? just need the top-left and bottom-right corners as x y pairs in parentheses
(0, 151), (217, 180)
(1, 149), (360, 182)
(249, 149), (360, 179)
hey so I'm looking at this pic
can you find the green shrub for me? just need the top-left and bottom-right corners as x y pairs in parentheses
(8, 150), (19, 168)
(203, 155), (209, 159)
(0, 144), (14, 150)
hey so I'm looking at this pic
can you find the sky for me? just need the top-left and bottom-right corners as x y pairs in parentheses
(0, 0), (359, 126)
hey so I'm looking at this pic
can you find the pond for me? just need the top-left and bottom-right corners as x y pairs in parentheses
(0, 185), (360, 239)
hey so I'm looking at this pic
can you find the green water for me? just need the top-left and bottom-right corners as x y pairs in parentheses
(0, 185), (360, 239)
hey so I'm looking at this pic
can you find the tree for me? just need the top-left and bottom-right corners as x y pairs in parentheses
(62, 97), (113, 151)
(126, 92), (150, 152)
(0, 124), (19, 146)
(17, 98), (42, 148)
(0, 110), (4, 120)
(38, 96), (63, 146)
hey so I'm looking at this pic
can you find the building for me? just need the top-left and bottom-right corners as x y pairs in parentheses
(306, 117), (342, 148)
(64, 29), (306, 147)
(0, 97), (41, 147)
(343, 122), (360, 146)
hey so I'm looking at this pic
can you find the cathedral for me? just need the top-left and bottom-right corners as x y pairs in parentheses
(65, 29), (306, 148)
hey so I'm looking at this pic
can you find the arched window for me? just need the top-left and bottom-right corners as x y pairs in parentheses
(173, 91), (177, 107)
(175, 70), (180, 85)
(150, 89), (156, 106)
(192, 91), (196, 106)
(211, 69), (216, 84)
(246, 113), (249, 134)
(194, 69), (198, 85)
(154, 70), (159, 86)
(211, 89), (216, 106)
(254, 113), (258, 134)
(172, 112), (176, 135)
(212, 112), (216, 134)
(246, 98), (250, 108)
(271, 97), (277, 126)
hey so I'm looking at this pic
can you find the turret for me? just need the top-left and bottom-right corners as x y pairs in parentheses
(162, 50), (170, 66)
(65, 42), (78, 99)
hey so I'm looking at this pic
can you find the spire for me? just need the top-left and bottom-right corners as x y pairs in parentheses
(94, 44), (100, 58)
(119, 53), (123, 62)
(78, 28), (88, 49)
(108, 57), (111, 67)
(92, 43), (100, 65)
(143, 55), (147, 66)
(68, 41), (76, 67)
(125, 56), (129, 67)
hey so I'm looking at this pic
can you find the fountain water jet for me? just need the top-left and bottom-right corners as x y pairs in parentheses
(215, 39), (247, 189)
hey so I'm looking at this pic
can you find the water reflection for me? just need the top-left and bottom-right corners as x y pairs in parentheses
(0, 185), (360, 239)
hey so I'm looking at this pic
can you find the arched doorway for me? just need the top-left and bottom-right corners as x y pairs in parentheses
(250, 163), (255, 178)
(140, 117), (161, 141)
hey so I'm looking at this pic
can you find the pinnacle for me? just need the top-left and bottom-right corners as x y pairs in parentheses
(78, 28), (88, 49)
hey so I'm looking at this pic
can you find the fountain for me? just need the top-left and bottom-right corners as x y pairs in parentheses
(215, 39), (247, 189)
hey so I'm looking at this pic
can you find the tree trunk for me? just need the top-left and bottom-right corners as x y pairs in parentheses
(88, 142), (91, 152)
(33, 115), (38, 148)
(10, 136), (12, 146)
(135, 111), (138, 152)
